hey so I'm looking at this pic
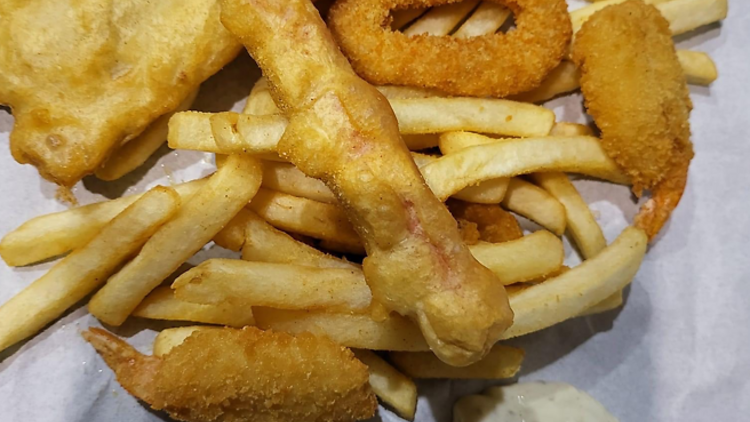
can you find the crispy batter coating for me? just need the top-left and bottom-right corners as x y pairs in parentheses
(0, 0), (241, 186)
(328, 0), (572, 98)
(220, 0), (512, 366)
(83, 327), (376, 422)
(448, 200), (524, 244)
(573, 0), (694, 239)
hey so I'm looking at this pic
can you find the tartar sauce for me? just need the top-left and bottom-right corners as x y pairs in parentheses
(454, 382), (618, 422)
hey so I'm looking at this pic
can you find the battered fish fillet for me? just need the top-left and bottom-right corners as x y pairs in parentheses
(572, 0), (694, 240)
(83, 327), (376, 422)
(220, 0), (513, 366)
(0, 0), (241, 186)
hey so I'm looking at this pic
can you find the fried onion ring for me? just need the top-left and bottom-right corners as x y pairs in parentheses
(328, 0), (572, 98)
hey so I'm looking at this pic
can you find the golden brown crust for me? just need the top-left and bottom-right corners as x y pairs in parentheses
(448, 200), (524, 244)
(328, 0), (572, 98)
(573, 0), (693, 240)
(0, 0), (241, 186)
(84, 327), (376, 422)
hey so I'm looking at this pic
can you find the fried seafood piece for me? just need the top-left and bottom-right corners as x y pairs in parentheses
(83, 327), (376, 422)
(328, 0), (572, 98)
(0, 0), (241, 186)
(220, 0), (513, 366)
(448, 200), (524, 244)
(572, 0), (694, 240)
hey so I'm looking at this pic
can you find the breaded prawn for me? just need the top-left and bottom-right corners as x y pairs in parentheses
(83, 327), (376, 422)
(573, 0), (694, 239)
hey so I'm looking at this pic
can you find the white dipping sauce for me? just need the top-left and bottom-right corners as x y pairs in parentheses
(453, 382), (618, 422)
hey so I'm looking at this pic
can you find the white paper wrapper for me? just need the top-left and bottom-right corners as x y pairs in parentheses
(1, 1), (748, 420)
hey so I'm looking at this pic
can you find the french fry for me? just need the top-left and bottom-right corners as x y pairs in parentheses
(248, 188), (363, 252)
(531, 172), (606, 259)
(88, 155), (263, 326)
(402, 1), (479, 36)
(469, 231), (564, 285)
(152, 326), (205, 357)
(658, 0), (728, 36)
(96, 89), (199, 181)
(550, 122), (595, 137)
(413, 153), (509, 204)
(438, 132), (511, 156)
(389, 345), (524, 379)
(391, 8), (428, 30)
(579, 289), (624, 316)
(243, 78), (280, 115)
(390, 97), (555, 137)
(242, 210), (357, 269)
(353, 350), (418, 420)
(376, 84), (444, 100)
(423, 134), (629, 200)
(502, 226), (647, 339)
(212, 208), (254, 252)
(262, 161), (336, 203)
(133, 286), (255, 327)
(172, 259), (372, 311)
(501, 178), (567, 236)
(0, 179), (205, 267)
(254, 307), (430, 351)
(570, 0), (715, 33)
(0, 186), (180, 352)
(453, 2), (511, 39)
(511, 61), (581, 104)
(677, 50), (718, 86)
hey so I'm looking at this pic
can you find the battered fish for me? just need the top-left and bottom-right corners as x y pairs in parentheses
(573, 0), (694, 239)
(83, 327), (376, 422)
(220, 0), (513, 366)
(0, 0), (241, 186)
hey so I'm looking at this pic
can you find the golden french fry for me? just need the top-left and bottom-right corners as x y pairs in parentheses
(579, 290), (624, 316)
(248, 188), (363, 252)
(133, 286), (255, 327)
(390, 97), (555, 137)
(376, 84), (444, 100)
(262, 161), (336, 203)
(0, 179), (205, 267)
(254, 307), (430, 351)
(413, 152), (509, 204)
(502, 226), (647, 339)
(243, 77), (280, 115)
(511, 60), (581, 104)
(423, 134), (629, 200)
(531, 172), (606, 259)
(438, 133), (511, 156)
(453, 2), (511, 39)
(89, 155), (263, 326)
(96, 89), (198, 181)
(677, 50), (718, 85)
(0, 186), (180, 352)
(658, 0), (728, 36)
(469, 231), (564, 285)
(212, 208), (254, 252)
(172, 259), (372, 311)
(550, 122), (595, 137)
(403, 1), (479, 36)
(152, 326), (204, 357)
(353, 350), (417, 420)
(389, 345), (524, 379)
(570, 0), (715, 33)
(501, 178), (567, 236)
(242, 210), (357, 269)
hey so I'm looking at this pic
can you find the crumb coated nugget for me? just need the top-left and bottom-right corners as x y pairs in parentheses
(328, 0), (572, 98)
(448, 200), (523, 244)
(83, 327), (376, 422)
(0, 0), (241, 186)
(573, 0), (693, 239)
